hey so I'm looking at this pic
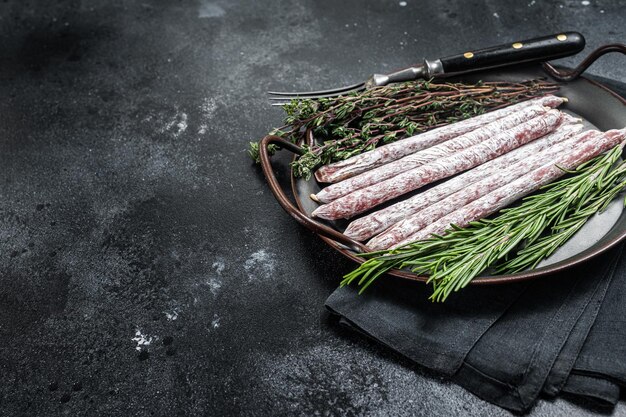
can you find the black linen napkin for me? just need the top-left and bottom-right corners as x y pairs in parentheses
(561, 244), (626, 405)
(325, 77), (626, 412)
(453, 245), (622, 411)
(326, 245), (622, 412)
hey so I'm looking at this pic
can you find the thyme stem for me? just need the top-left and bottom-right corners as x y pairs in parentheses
(251, 78), (559, 179)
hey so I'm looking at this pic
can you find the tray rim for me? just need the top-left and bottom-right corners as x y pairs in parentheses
(289, 71), (626, 285)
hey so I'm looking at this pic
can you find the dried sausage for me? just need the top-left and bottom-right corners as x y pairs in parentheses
(312, 110), (564, 220)
(314, 95), (566, 183)
(392, 128), (626, 248)
(315, 104), (550, 203)
(344, 122), (582, 241)
(368, 129), (598, 250)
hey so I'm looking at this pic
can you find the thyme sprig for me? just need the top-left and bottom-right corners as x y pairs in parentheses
(342, 145), (626, 302)
(251, 79), (559, 179)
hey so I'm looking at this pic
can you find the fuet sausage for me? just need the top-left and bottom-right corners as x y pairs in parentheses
(343, 122), (582, 241)
(314, 95), (566, 183)
(314, 104), (550, 203)
(312, 110), (564, 220)
(368, 129), (599, 250)
(343, 118), (583, 242)
(392, 128), (626, 248)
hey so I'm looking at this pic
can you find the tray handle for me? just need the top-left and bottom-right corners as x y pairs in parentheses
(259, 134), (368, 253)
(542, 43), (626, 81)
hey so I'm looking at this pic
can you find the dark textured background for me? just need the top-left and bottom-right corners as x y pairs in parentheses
(0, 0), (624, 416)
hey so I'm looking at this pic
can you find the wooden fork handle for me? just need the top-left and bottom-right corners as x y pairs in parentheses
(439, 31), (585, 75)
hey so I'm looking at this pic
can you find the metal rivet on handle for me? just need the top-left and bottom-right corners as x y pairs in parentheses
(557, 34), (567, 41)
(463, 52), (474, 58)
(512, 42), (523, 49)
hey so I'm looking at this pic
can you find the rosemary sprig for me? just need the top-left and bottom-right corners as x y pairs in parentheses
(342, 145), (626, 302)
(251, 79), (559, 179)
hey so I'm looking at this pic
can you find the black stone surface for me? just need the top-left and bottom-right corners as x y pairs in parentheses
(0, 1), (624, 416)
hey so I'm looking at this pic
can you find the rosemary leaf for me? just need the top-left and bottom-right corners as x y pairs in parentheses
(343, 145), (626, 302)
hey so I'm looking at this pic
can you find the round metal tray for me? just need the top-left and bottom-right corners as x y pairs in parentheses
(260, 59), (626, 285)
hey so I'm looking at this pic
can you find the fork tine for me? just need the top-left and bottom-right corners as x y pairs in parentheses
(268, 90), (363, 101)
(268, 86), (366, 105)
(270, 92), (358, 105)
(267, 81), (365, 100)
